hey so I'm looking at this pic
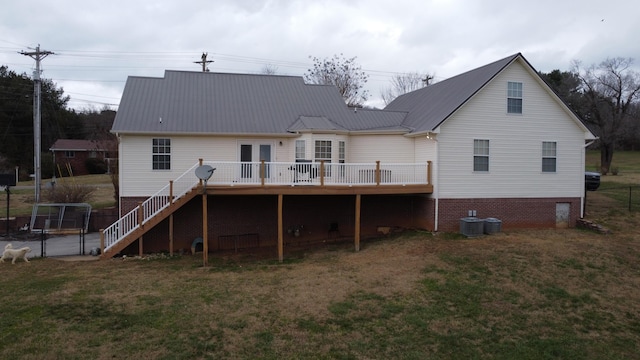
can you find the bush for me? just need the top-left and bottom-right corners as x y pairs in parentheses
(85, 158), (108, 174)
(44, 182), (95, 203)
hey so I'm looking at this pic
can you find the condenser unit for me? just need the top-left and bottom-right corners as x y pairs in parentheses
(460, 217), (484, 237)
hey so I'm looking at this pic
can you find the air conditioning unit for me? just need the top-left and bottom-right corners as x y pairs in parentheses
(484, 218), (502, 234)
(460, 217), (484, 237)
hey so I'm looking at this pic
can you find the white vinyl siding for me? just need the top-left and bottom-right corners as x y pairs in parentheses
(349, 135), (415, 163)
(435, 60), (586, 199)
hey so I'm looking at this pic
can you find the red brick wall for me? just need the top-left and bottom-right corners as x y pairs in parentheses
(436, 197), (581, 232)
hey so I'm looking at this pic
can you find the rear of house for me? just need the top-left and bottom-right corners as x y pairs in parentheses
(106, 53), (594, 258)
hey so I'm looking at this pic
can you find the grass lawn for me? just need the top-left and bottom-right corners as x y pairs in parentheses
(0, 162), (639, 358)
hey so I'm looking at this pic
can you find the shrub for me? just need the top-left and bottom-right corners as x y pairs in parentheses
(85, 158), (108, 174)
(44, 181), (95, 203)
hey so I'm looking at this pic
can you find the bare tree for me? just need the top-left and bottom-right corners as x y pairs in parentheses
(260, 64), (279, 75)
(574, 57), (640, 174)
(304, 54), (369, 107)
(381, 72), (434, 105)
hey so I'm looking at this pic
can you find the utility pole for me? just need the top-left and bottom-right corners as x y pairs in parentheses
(20, 44), (54, 204)
(194, 52), (213, 72)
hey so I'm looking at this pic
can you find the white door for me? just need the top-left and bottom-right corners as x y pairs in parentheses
(239, 143), (272, 180)
(556, 203), (570, 228)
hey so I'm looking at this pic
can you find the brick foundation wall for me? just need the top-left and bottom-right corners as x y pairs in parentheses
(436, 197), (581, 232)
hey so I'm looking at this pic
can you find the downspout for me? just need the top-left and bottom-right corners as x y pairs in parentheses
(431, 133), (439, 231)
(581, 139), (597, 218)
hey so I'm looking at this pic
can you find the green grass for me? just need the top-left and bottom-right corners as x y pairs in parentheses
(1, 229), (638, 359)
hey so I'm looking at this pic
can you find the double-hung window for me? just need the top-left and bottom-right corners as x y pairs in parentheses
(315, 140), (332, 176)
(542, 141), (557, 173)
(473, 139), (490, 172)
(152, 138), (171, 170)
(507, 81), (523, 114)
(295, 140), (306, 160)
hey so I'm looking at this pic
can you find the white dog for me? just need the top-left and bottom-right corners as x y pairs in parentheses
(1, 243), (31, 264)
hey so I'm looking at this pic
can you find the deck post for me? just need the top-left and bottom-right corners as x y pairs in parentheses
(278, 193), (283, 262)
(169, 214), (174, 256)
(198, 158), (203, 187)
(99, 229), (104, 255)
(137, 202), (143, 229)
(375, 161), (381, 185)
(139, 235), (143, 257)
(202, 192), (208, 266)
(261, 160), (266, 186)
(169, 180), (174, 203)
(355, 194), (361, 252)
(320, 160), (325, 187)
(427, 161), (432, 185)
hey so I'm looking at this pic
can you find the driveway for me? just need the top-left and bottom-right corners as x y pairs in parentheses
(0, 232), (102, 260)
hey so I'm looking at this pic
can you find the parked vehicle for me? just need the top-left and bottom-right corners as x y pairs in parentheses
(585, 171), (600, 191)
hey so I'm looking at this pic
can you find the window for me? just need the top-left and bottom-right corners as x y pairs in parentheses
(542, 141), (557, 172)
(507, 81), (523, 114)
(64, 151), (75, 158)
(295, 140), (305, 160)
(338, 141), (346, 177)
(89, 151), (97, 158)
(473, 139), (489, 172)
(315, 140), (332, 176)
(152, 138), (171, 170)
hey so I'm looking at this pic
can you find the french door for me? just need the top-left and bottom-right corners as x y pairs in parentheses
(240, 143), (272, 179)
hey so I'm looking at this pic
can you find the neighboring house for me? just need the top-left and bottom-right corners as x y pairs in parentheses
(50, 139), (115, 176)
(105, 53), (595, 259)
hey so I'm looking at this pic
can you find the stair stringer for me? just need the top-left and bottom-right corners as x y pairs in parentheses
(100, 187), (201, 259)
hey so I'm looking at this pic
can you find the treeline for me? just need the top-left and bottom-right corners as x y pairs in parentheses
(0, 65), (115, 180)
(539, 58), (640, 174)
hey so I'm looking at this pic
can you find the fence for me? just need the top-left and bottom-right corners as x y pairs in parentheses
(588, 185), (640, 212)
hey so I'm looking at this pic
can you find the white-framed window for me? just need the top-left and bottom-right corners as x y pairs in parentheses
(473, 139), (489, 172)
(507, 81), (523, 114)
(64, 151), (75, 158)
(315, 140), (332, 176)
(152, 138), (171, 170)
(295, 140), (306, 160)
(542, 141), (557, 173)
(338, 141), (346, 177)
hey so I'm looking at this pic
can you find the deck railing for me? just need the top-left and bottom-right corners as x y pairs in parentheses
(205, 160), (430, 186)
(101, 160), (431, 253)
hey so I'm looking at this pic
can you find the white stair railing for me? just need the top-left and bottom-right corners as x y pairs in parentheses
(102, 162), (201, 252)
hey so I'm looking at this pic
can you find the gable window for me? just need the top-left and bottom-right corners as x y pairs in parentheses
(542, 141), (557, 173)
(507, 81), (523, 114)
(295, 140), (306, 160)
(315, 140), (332, 176)
(473, 139), (489, 172)
(152, 138), (171, 170)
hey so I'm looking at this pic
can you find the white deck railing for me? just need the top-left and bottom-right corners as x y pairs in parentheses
(205, 161), (429, 186)
(101, 160), (430, 253)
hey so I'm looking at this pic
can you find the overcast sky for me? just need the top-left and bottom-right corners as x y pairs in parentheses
(1, 0), (638, 110)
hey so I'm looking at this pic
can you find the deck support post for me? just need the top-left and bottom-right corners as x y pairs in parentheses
(355, 194), (361, 252)
(169, 214), (174, 256)
(427, 161), (432, 185)
(99, 229), (104, 255)
(137, 201), (143, 229)
(278, 193), (283, 262)
(375, 161), (381, 185)
(138, 235), (143, 257)
(202, 192), (208, 266)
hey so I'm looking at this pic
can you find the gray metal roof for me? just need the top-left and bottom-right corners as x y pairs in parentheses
(385, 53), (520, 133)
(112, 71), (407, 135)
